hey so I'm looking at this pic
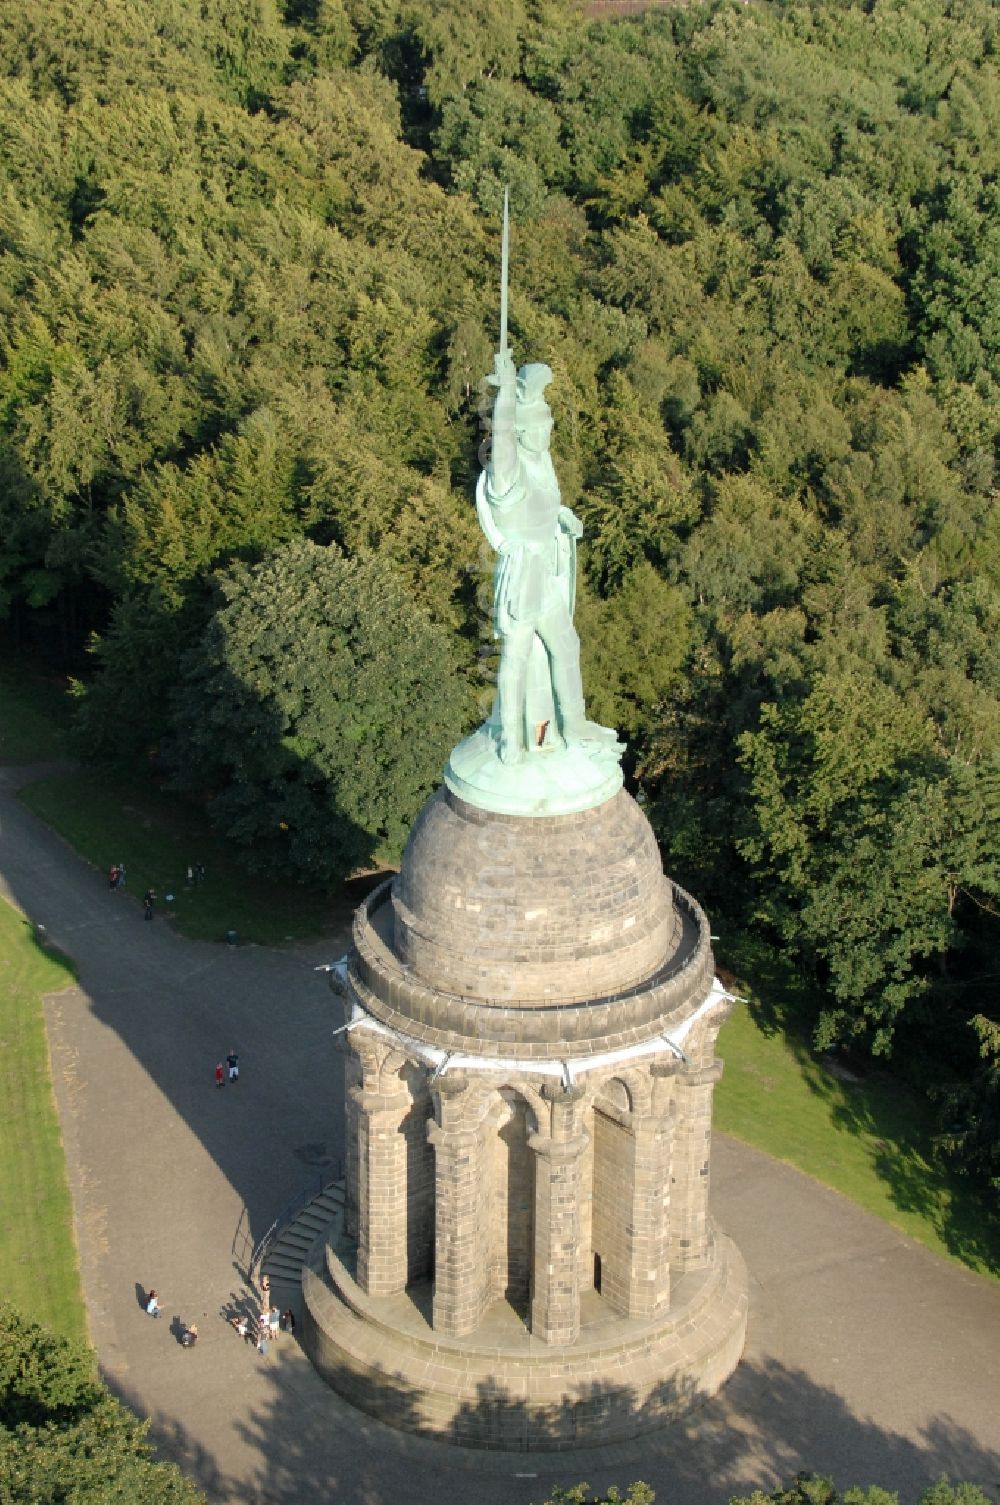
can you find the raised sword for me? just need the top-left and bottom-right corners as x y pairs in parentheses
(499, 185), (510, 357)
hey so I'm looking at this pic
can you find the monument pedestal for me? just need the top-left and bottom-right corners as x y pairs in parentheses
(302, 785), (748, 1449)
(303, 1204), (747, 1449)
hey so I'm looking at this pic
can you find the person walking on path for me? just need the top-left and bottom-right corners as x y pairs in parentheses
(108, 865), (119, 890)
(227, 1049), (239, 1083)
(214, 1061), (225, 1089)
(256, 1313), (269, 1356)
(143, 889), (155, 921)
(116, 863), (126, 889)
(145, 1290), (162, 1318)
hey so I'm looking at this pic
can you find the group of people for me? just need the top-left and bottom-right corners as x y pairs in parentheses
(148, 1285), (289, 1352)
(106, 861), (206, 920)
(144, 1289), (198, 1346)
(106, 861), (153, 919)
(230, 1277), (294, 1356)
(214, 1051), (239, 1087)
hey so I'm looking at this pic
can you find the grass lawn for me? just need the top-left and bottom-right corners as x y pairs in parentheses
(715, 934), (1000, 1280)
(17, 768), (373, 947)
(0, 895), (85, 1341)
(0, 661), (72, 764)
(3, 658), (375, 944)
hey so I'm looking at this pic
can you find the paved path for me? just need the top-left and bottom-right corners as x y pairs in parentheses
(1, 762), (998, 1505)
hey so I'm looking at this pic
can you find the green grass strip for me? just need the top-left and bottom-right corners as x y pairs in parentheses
(715, 937), (999, 1279)
(17, 769), (352, 946)
(0, 896), (86, 1341)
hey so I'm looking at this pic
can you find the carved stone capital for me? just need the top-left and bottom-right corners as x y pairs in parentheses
(682, 1056), (725, 1088)
(527, 1128), (588, 1164)
(426, 1118), (479, 1153)
(650, 1054), (683, 1080)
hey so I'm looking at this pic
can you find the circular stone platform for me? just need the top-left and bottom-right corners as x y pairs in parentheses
(303, 1203), (748, 1450)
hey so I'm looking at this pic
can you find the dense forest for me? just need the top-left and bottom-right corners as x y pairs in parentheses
(0, 0), (997, 1186)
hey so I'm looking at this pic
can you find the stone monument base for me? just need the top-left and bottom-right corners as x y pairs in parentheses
(302, 1202), (748, 1451)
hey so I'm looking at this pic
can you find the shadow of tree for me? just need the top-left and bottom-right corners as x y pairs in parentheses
(110, 1349), (1000, 1505)
(717, 935), (1000, 1276)
(718, 935), (817, 1042)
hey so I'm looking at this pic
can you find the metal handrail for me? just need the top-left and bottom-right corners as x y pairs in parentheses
(249, 1162), (343, 1281)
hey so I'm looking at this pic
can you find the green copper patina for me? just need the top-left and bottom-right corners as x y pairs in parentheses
(445, 193), (624, 817)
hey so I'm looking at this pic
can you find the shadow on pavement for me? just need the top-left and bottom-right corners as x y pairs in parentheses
(110, 1351), (1000, 1505)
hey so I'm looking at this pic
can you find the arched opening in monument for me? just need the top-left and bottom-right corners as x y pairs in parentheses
(400, 1067), (435, 1285)
(591, 1077), (634, 1320)
(493, 1089), (534, 1317)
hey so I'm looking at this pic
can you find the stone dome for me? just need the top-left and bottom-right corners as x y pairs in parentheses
(390, 786), (676, 1004)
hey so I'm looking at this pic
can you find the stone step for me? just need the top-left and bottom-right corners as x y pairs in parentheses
(264, 1253), (313, 1284)
(297, 1210), (335, 1233)
(267, 1246), (309, 1274)
(266, 1227), (323, 1262)
(272, 1227), (315, 1253)
(315, 1185), (345, 1206)
(261, 1179), (343, 1288)
(264, 1259), (303, 1283)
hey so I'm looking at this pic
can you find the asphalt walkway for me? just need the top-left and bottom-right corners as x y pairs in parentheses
(1, 762), (998, 1505)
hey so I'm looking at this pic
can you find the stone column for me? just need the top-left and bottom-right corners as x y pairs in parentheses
(428, 1073), (483, 1337)
(350, 1038), (411, 1298)
(529, 1083), (588, 1346)
(669, 1057), (724, 1272)
(619, 1069), (677, 1320)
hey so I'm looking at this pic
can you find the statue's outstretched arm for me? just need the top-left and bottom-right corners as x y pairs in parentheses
(487, 350), (518, 498)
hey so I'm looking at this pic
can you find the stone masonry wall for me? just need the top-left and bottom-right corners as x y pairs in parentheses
(668, 1060), (723, 1271)
(343, 1051), (362, 1243)
(393, 789), (673, 1004)
(429, 1075), (491, 1336)
(350, 881), (713, 1056)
